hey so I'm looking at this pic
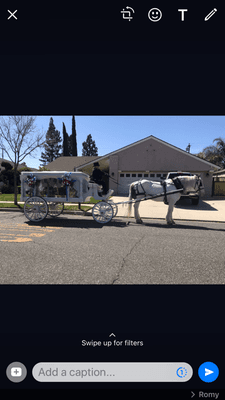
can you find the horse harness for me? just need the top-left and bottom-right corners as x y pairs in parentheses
(133, 181), (146, 197)
(133, 177), (184, 205)
(195, 176), (203, 192)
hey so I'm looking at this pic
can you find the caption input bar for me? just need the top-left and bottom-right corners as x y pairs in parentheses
(32, 362), (193, 382)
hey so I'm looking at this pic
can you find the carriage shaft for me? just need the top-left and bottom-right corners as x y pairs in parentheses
(115, 188), (184, 206)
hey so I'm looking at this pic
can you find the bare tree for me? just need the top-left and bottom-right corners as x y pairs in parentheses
(0, 116), (45, 206)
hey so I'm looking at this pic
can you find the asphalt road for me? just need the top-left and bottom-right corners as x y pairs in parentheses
(1, 212), (225, 284)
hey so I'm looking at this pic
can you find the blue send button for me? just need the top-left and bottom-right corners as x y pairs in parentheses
(198, 362), (219, 383)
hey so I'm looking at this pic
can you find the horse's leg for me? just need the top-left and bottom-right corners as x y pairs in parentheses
(166, 202), (175, 225)
(166, 194), (180, 225)
(134, 196), (143, 224)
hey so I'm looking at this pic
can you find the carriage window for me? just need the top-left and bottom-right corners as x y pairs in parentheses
(126, 174), (130, 177)
(36, 177), (66, 198)
(120, 174), (124, 177)
(132, 174), (136, 177)
(150, 174), (155, 177)
(138, 174), (142, 177)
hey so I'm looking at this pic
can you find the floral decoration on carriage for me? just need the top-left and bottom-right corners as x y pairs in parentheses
(60, 173), (76, 187)
(57, 173), (78, 198)
(26, 174), (37, 187)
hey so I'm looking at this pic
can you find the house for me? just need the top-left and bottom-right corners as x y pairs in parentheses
(76, 136), (220, 197)
(46, 136), (221, 197)
(212, 169), (225, 196)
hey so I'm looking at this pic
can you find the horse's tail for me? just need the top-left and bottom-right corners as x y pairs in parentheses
(127, 183), (135, 217)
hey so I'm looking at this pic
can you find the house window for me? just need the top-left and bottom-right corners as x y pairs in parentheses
(120, 174), (124, 177)
(157, 174), (161, 177)
(126, 174), (130, 177)
(150, 174), (155, 177)
(144, 174), (148, 177)
(132, 174), (136, 177)
(138, 174), (142, 177)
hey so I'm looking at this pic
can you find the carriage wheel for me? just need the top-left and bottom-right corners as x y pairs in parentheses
(48, 202), (64, 217)
(107, 201), (118, 217)
(92, 201), (113, 224)
(24, 196), (48, 222)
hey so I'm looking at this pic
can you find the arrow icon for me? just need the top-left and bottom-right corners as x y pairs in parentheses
(198, 362), (219, 382)
(205, 368), (214, 376)
(109, 333), (116, 337)
(191, 392), (195, 398)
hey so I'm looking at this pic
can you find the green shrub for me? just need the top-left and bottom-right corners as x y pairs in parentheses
(1, 161), (13, 171)
(1, 184), (10, 194)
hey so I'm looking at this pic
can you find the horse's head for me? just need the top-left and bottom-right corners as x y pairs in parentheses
(178, 175), (205, 196)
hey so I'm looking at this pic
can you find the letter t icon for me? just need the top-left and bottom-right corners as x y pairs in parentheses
(178, 9), (188, 21)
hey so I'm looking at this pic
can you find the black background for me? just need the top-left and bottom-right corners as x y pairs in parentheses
(0, 1), (225, 394)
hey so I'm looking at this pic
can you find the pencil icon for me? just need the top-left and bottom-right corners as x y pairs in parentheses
(204, 8), (217, 21)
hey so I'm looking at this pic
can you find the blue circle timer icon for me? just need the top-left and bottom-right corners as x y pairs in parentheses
(198, 362), (219, 383)
(176, 367), (187, 378)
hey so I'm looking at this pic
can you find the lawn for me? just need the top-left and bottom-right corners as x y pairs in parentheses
(0, 203), (19, 208)
(0, 194), (100, 209)
(0, 194), (99, 202)
(0, 194), (21, 202)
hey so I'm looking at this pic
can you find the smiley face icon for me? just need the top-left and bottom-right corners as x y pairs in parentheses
(148, 8), (162, 22)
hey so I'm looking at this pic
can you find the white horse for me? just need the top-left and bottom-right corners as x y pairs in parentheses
(127, 175), (204, 225)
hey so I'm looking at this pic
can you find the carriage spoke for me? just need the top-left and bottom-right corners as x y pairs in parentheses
(24, 197), (48, 222)
(48, 202), (64, 217)
(92, 202), (113, 224)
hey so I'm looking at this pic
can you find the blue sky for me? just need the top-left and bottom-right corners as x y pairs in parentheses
(2, 116), (225, 169)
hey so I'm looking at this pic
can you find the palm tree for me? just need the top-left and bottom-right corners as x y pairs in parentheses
(214, 137), (225, 162)
(200, 137), (225, 168)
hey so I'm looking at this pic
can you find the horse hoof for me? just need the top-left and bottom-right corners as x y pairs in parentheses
(136, 219), (143, 224)
(166, 221), (173, 225)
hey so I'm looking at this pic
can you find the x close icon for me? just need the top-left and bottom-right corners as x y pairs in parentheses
(7, 10), (18, 20)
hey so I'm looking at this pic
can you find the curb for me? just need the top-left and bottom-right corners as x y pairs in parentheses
(0, 207), (23, 212)
(0, 207), (91, 216)
(0, 207), (224, 223)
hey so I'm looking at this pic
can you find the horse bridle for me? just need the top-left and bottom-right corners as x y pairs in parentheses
(195, 176), (203, 192)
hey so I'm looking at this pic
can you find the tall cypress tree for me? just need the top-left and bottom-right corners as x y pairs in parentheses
(62, 122), (69, 156)
(82, 134), (98, 156)
(71, 115), (78, 156)
(39, 117), (62, 165)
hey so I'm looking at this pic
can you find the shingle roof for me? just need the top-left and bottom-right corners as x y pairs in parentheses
(46, 156), (99, 171)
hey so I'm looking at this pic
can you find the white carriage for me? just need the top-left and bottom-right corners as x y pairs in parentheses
(20, 171), (117, 224)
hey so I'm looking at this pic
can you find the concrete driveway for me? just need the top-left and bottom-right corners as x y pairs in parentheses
(111, 196), (225, 223)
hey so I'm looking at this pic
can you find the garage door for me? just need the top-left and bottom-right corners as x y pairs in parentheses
(118, 172), (167, 195)
(214, 179), (225, 195)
